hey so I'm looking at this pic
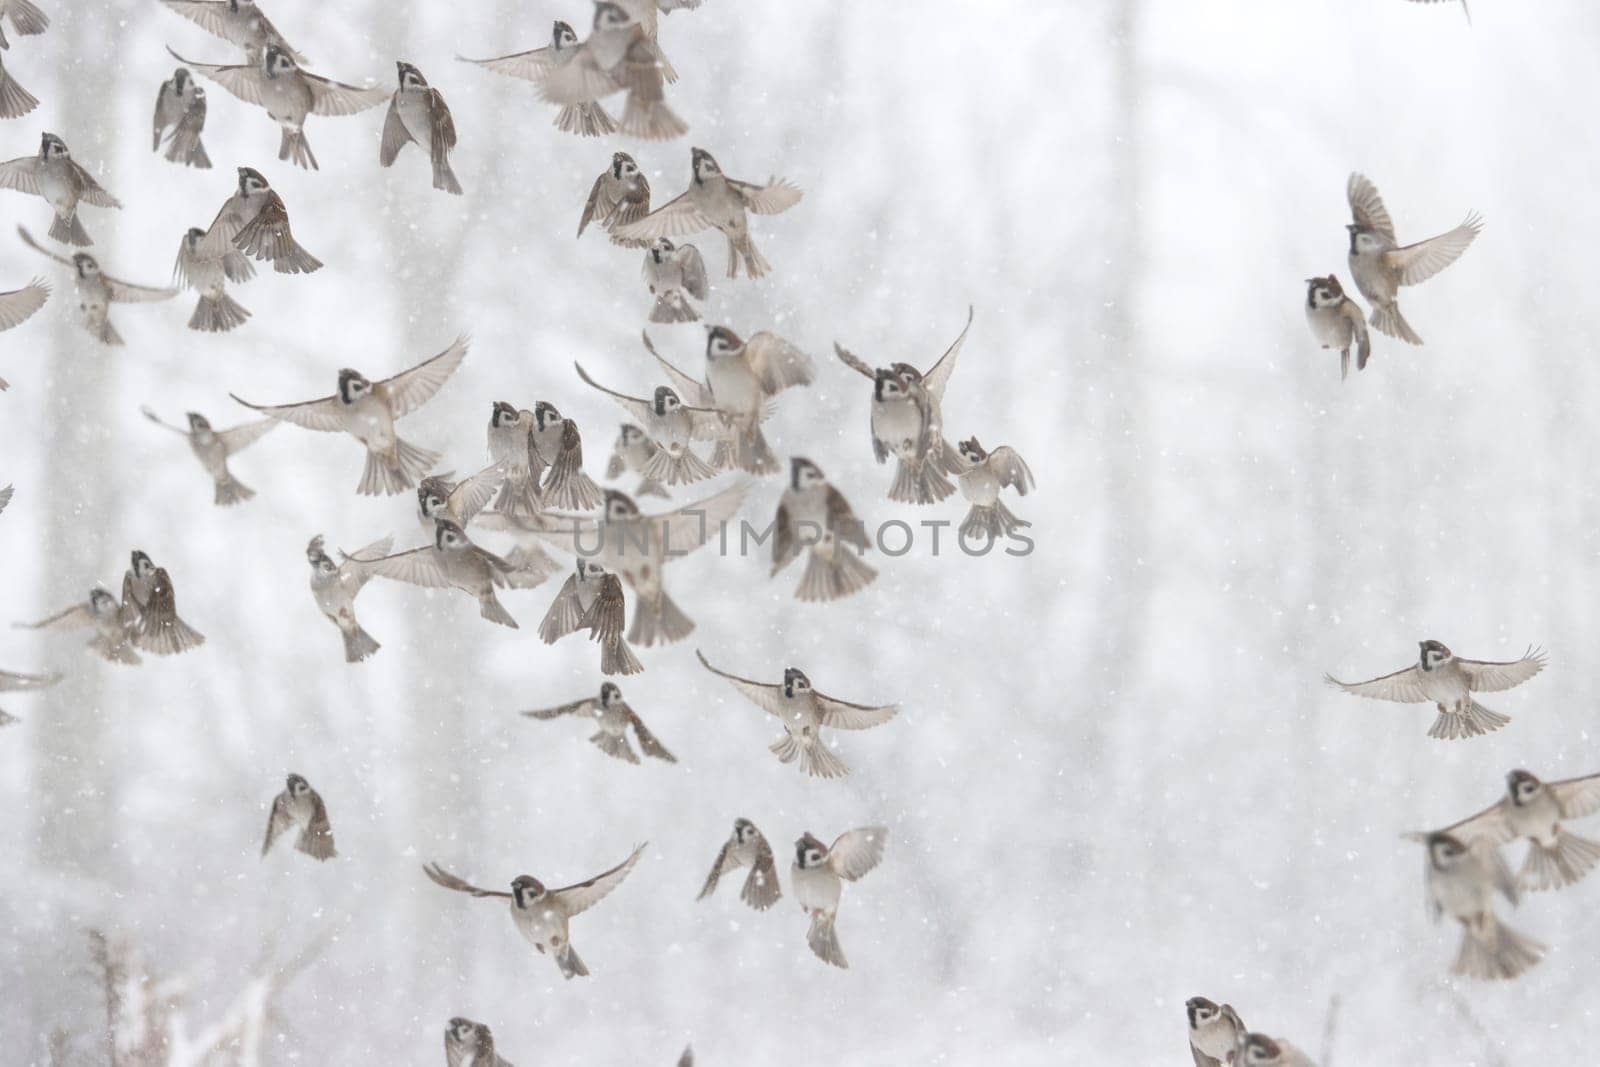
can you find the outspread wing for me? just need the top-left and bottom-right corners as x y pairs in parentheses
(1390, 216), (1483, 287)
(987, 446), (1035, 494)
(231, 390), (346, 432)
(550, 842), (646, 917)
(339, 534), (395, 590)
(1459, 648), (1546, 693)
(458, 45), (559, 83)
(0, 669), (59, 691)
(0, 278), (48, 330)
(377, 336), (469, 418)
(743, 331), (814, 395)
(67, 161), (121, 209)
(625, 706), (675, 762)
(521, 697), (598, 720)
(695, 649), (786, 717)
(696, 837), (741, 900)
(161, 0), (233, 40)
(304, 71), (390, 117)
(658, 482), (748, 561)
(1433, 798), (1515, 846)
(832, 341), (876, 380)
(921, 305), (974, 401)
(675, 243), (707, 299)
(1550, 772), (1600, 820)
(639, 330), (710, 406)
(447, 464), (505, 524)
(218, 418), (278, 456)
(827, 826), (888, 882)
(1346, 172), (1395, 241)
(365, 546), (452, 589)
(610, 190), (711, 242)
(1324, 663), (1427, 704)
(17, 601), (95, 630)
(574, 361), (654, 424)
(169, 48), (271, 108)
(813, 691), (897, 731)
(378, 96), (411, 167)
(731, 176), (802, 215)
(0, 157), (41, 197)
(104, 274), (178, 304)
(423, 861), (514, 898)
(17, 225), (73, 268)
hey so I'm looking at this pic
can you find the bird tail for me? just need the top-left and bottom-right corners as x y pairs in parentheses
(799, 739), (850, 779)
(95, 317), (124, 347)
(236, 215), (323, 274)
(795, 548), (876, 603)
(359, 437), (439, 496)
(295, 828), (337, 861)
(553, 102), (616, 138)
(635, 477), (670, 499)
(431, 149), (463, 196)
(740, 866), (781, 911)
(1427, 700), (1510, 741)
(641, 445), (717, 487)
(492, 474), (542, 518)
(725, 233), (769, 280)
(556, 941), (589, 979)
(649, 291), (700, 323)
(889, 458), (954, 505)
(599, 635), (644, 676)
(188, 292), (250, 333)
(137, 615), (205, 657)
(1368, 302), (1423, 345)
(477, 590), (519, 629)
(165, 128), (211, 169)
(1453, 914), (1544, 981)
(90, 635), (141, 665)
(626, 590), (693, 647)
(590, 730), (640, 764)
(542, 467), (603, 512)
(278, 127), (319, 171)
(619, 92), (688, 141)
(1521, 830), (1600, 892)
(959, 501), (1030, 543)
(732, 422), (779, 475)
(49, 211), (91, 248)
(340, 622), (381, 663)
(806, 913), (848, 969)
(212, 472), (255, 507)
(0, 63), (39, 119)
(501, 544), (560, 589)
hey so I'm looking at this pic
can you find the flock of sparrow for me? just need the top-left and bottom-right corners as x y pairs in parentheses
(0, 0), (1042, 1061)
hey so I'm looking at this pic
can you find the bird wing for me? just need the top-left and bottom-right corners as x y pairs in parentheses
(172, 235), (198, 291)
(261, 792), (295, 855)
(771, 503), (798, 574)
(376, 336), (469, 419)
(378, 96), (412, 167)
(231, 389), (346, 432)
(675, 243), (708, 299)
(104, 274), (178, 304)
(813, 691), (897, 731)
(730, 176), (803, 215)
(537, 573), (583, 643)
(1458, 647), (1546, 693)
(458, 44), (559, 83)
(218, 418), (278, 456)
(304, 71), (390, 117)
(827, 826), (888, 882)
(535, 48), (620, 105)
(625, 705), (675, 762)
(0, 156), (40, 197)
(168, 48), (271, 108)
(339, 534), (395, 591)
(1191, 1044), (1223, 1067)
(695, 649), (786, 718)
(529, 513), (602, 557)
(0, 278), (48, 330)
(422, 861), (513, 899)
(0, 669), (59, 692)
(17, 601), (95, 630)
(574, 362), (654, 424)
(987, 446), (1035, 494)
(921, 305), (974, 402)
(447, 464), (505, 525)
(610, 190), (712, 242)
(66, 161), (120, 209)
(1323, 663), (1427, 703)
(17, 225), (73, 268)
(696, 837), (741, 899)
(1433, 798), (1515, 846)
(427, 87), (457, 152)
(160, 0), (232, 39)
(1346, 172), (1395, 241)
(1388, 215), (1483, 286)
(521, 697), (598, 721)
(658, 481), (748, 562)
(638, 331), (710, 406)
(832, 341), (876, 380)
(583, 573), (629, 647)
(743, 331), (814, 395)
(365, 546), (451, 589)
(1550, 772), (1600, 820)
(297, 792), (336, 859)
(825, 486), (870, 551)
(578, 171), (622, 238)
(550, 842), (645, 917)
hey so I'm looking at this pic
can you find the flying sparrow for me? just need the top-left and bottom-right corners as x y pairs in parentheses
(1414, 769), (1600, 892)
(174, 225), (253, 332)
(1326, 641), (1545, 740)
(0, 0), (48, 50)
(0, 667), (57, 726)
(1417, 831), (1544, 981)
(0, 132), (120, 246)
(460, 21), (617, 139)
(306, 533), (392, 663)
(423, 843), (646, 979)
(696, 650), (896, 779)
(363, 518), (520, 628)
(199, 166), (321, 274)
(0, 51), (38, 118)
(16, 587), (139, 665)
(1186, 997), (1246, 1067)
(152, 68), (211, 168)
(171, 44), (387, 171)
(771, 457), (875, 602)
(231, 336), (466, 496)
(521, 681), (676, 765)
(606, 424), (670, 499)
(612, 148), (801, 278)
(536, 559), (642, 676)
(1233, 1033), (1317, 1066)
(158, 0), (306, 64)
(530, 400), (604, 511)
(529, 2), (685, 141)
(121, 549), (205, 655)
(696, 817), (780, 911)
(262, 772), (336, 860)
(954, 436), (1034, 542)
(1345, 172), (1481, 345)
(533, 484), (748, 646)
(834, 307), (972, 504)
(790, 827), (888, 968)
(380, 62), (461, 195)
(444, 1017), (514, 1067)
(578, 151), (650, 244)
(575, 362), (720, 487)
(17, 226), (176, 345)
(141, 406), (276, 506)
(1303, 275), (1369, 380)
(641, 238), (707, 323)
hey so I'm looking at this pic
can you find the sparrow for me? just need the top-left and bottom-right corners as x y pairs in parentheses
(696, 817), (780, 911)
(521, 681), (676, 765)
(0, 0), (48, 50)
(158, 0), (306, 65)
(834, 307), (972, 504)
(152, 68), (211, 168)
(231, 336), (466, 496)
(954, 437), (1034, 542)
(0, 133), (121, 246)
(612, 149), (802, 278)
(459, 21), (617, 139)
(1415, 769), (1600, 892)
(771, 457), (875, 602)
(1325, 641), (1545, 740)
(642, 238), (707, 322)
(1345, 172), (1481, 345)
(306, 533), (393, 663)
(575, 362), (720, 487)
(200, 166), (321, 275)
(140, 406), (276, 506)
(380, 62), (461, 195)
(261, 773), (336, 860)
(1303, 275), (1369, 380)
(696, 651), (897, 779)
(422, 843), (646, 979)
(1418, 831), (1544, 981)
(530, 2), (685, 142)
(641, 326), (814, 474)
(790, 827), (888, 968)
(174, 224), (253, 332)
(364, 518), (520, 628)
(0, 667), (57, 726)
(16, 587), (139, 664)
(530, 400), (604, 511)
(578, 152), (650, 244)
(537, 559), (642, 676)
(171, 44), (388, 171)
(120, 550), (205, 655)
(444, 1017), (515, 1067)
(416, 465), (505, 537)
(606, 424), (670, 499)
(17, 226), (176, 346)
(485, 401), (545, 518)
(1186, 997), (1246, 1067)
(0, 50), (38, 118)
(1233, 1033), (1317, 1067)
(534, 484), (748, 646)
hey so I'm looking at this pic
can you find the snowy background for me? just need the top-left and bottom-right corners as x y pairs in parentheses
(2, 0), (1597, 1062)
